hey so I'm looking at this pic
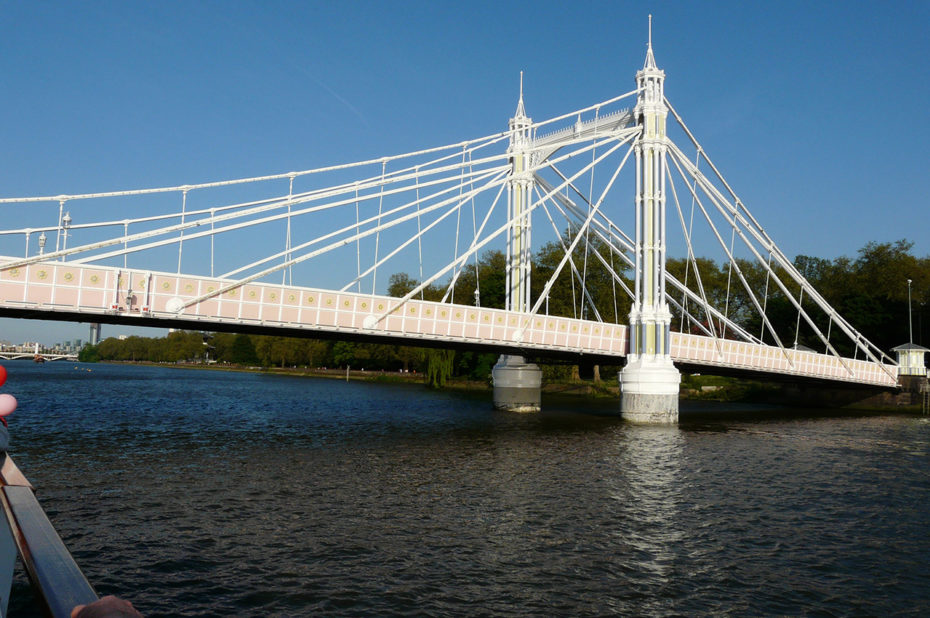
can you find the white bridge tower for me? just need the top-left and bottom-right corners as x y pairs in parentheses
(492, 76), (543, 413)
(619, 22), (681, 423)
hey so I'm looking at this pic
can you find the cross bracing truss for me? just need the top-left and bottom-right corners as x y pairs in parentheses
(0, 84), (898, 386)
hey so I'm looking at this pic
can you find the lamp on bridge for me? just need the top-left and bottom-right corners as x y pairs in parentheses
(61, 212), (72, 258)
(38, 232), (46, 256)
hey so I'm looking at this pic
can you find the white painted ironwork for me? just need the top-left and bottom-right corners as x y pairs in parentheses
(0, 31), (900, 389)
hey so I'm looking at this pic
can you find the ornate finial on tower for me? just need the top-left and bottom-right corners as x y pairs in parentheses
(515, 70), (526, 118)
(644, 14), (658, 70)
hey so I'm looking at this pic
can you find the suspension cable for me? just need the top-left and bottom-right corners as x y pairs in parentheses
(414, 167), (424, 299)
(680, 147), (700, 332)
(177, 189), (188, 274)
(283, 174), (294, 286)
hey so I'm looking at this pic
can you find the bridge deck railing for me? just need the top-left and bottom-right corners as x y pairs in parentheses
(0, 257), (899, 388)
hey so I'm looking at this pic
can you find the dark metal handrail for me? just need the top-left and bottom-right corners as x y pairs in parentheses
(0, 453), (98, 617)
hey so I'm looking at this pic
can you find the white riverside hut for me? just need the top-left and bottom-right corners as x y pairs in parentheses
(892, 343), (930, 377)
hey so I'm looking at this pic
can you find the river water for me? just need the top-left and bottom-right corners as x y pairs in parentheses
(2, 361), (928, 616)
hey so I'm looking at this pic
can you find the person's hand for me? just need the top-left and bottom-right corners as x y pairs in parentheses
(71, 595), (142, 617)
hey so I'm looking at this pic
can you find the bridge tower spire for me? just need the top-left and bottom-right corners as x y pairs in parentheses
(492, 72), (542, 413)
(619, 17), (681, 423)
(506, 70), (532, 314)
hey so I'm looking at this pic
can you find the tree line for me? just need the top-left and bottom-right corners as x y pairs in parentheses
(79, 238), (930, 382)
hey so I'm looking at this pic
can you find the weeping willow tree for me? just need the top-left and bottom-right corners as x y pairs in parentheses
(425, 349), (456, 388)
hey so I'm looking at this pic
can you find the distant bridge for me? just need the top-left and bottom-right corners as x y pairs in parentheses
(0, 350), (78, 362)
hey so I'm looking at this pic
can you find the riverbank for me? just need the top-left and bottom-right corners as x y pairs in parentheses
(84, 360), (619, 397)
(73, 360), (929, 411)
(41, 357), (924, 412)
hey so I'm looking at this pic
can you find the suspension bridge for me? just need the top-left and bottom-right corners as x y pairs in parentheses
(0, 28), (901, 422)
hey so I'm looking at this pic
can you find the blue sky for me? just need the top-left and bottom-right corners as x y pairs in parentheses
(1, 0), (928, 345)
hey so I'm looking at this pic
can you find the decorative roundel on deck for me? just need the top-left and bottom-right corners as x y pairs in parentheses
(325, 298), (333, 306)
(162, 281), (170, 290)
(8, 269), (19, 278)
(249, 290), (257, 298)
(363, 315), (378, 329)
(37, 270), (47, 279)
(165, 297), (185, 313)
(572, 325), (577, 332)
(185, 284), (193, 293)
(207, 286), (215, 293)
(270, 293), (277, 301)
(496, 316), (502, 323)
(226, 289), (236, 297)
(409, 306), (415, 314)
(90, 275), (99, 284)
(64, 272), (73, 281)
(288, 294), (296, 303)
(425, 309), (432, 316)
(343, 300), (350, 307)
(468, 313), (475, 321)
(138, 279), (145, 289)
(306, 295), (315, 304)
(361, 302), (368, 309)
(454, 311), (462, 319)
(441, 310), (447, 317)
(594, 327), (600, 334)
(377, 303), (384, 311)
(482, 315), (489, 322)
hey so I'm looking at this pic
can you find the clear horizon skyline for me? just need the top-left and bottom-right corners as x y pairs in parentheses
(2, 1), (928, 345)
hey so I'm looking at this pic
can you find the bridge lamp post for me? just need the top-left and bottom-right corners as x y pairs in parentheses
(908, 279), (913, 345)
(54, 199), (65, 253)
(61, 212), (72, 260)
(38, 232), (46, 256)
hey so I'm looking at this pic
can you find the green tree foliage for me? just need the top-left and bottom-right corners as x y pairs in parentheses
(455, 351), (497, 381)
(387, 272), (444, 301)
(211, 332), (236, 362)
(78, 344), (100, 362)
(666, 239), (930, 356)
(332, 341), (359, 368)
(425, 349), (455, 388)
(229, 333), (259, 365)
(533, 234), (632, 323)
(91, 331), (205, 362)
(791, 240), (930, 353)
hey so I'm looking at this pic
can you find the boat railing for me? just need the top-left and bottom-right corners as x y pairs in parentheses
(0, 452), (98, 617)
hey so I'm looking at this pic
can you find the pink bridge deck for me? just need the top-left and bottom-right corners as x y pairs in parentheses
(0, 259), (898, 388)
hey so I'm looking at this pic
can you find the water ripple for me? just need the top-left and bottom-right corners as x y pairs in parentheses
(2, 362), (929, 616)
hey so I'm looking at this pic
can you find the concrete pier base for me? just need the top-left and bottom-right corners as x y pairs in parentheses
(619, 358), (681, 424)
(492, 355), (542, 413)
